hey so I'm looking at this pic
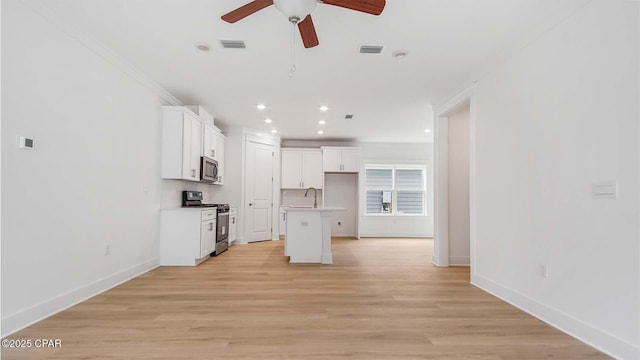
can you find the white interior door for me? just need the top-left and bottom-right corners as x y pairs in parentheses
(245, 141), (274, 242)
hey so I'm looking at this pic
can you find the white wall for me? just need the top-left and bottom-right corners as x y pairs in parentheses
(469, 1), (639, 358)
(447, 104), (470, 265)
(359, 143), (434, 237)
(1, 0), (174, 336)
(281, 189), (324, 208)
(324, 174), (357, 237)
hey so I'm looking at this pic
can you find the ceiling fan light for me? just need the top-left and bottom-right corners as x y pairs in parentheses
(274, 0), (317, 22)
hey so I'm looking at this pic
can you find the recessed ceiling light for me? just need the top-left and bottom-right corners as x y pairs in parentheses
(318, 120), (326, 125)
(257, 104), (267, 110)
(319, 106), (329, 112)
(317, 130), (324, 135)
(196, 44), (211, 52)
(271, 129), (277, 134)
(424, 129), (432, 133)
(265, 118), (272, 124)
(392, 50), (409, 59)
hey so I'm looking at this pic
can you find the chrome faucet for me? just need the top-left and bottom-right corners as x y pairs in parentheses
(304, 187), (318, 208)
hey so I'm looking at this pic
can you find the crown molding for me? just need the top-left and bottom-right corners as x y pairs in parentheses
(18, 0), (182, 106)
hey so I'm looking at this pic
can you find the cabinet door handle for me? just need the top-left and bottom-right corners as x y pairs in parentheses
(232, 218), (235, 224)
(302, 181), (304, 188)
(209, 223), (214, 231)
(249, 203), (254, 206)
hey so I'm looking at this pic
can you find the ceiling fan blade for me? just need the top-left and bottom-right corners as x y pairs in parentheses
(321, 0), (385, 15)
(221, 0), (274, 23)
(298, 15), (319, 48)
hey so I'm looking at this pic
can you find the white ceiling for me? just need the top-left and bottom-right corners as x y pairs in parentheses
(42, 0), (587, 142)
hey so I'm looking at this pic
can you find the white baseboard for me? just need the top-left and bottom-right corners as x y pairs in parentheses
(471, 273), (639, 360)
(1, 257), (160, 337)
(449, 256), (470, 266)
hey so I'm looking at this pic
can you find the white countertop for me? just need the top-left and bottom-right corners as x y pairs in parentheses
(282, 206), (346, 212)
(161, 207), (217, 212)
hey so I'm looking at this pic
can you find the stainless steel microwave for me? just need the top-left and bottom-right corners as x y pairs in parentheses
(200, 156), (218, 183)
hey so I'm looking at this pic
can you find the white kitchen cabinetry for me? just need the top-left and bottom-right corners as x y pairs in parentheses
(160, 208), (217, 266)
(281, 149), (323, 189)
(322, 147), (360, 173)
(279, 208), (286, 236)
(215, 132), (225, 184)
(229, 207), (238, 244)
(203, 124), (225, 161)
(203, 124), (225, 184)
(162, 107), (202, 181)
(283, 207), (344, 264)
(203, 123), (217, 159)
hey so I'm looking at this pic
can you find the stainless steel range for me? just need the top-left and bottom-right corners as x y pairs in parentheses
(182, 191), (230, 256)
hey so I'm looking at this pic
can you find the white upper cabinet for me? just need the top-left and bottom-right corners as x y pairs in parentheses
(281, 151), (303, 188)
(301, 150), (323, 188)
(322, 149), (343, 172)
(203, 123), (217, 159)
(340, 149), (360, 172)
(215, 132), (225, 184)
(281, 149), (323, 189)
(162, 106), (202, 181)
(322, 147), (360, 173)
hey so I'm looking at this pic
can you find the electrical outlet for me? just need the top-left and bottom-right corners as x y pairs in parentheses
(540, 264), (548, 278)
(301, 221), (309, 227)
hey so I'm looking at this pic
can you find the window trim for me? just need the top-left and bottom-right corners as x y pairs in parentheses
(364, 164), (427, 217)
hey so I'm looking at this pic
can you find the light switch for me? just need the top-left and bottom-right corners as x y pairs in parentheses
(592, 181), (618, 199)
(301, 221), (309, 227)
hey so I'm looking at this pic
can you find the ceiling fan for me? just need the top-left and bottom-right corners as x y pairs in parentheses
(221, 0), (386, 48)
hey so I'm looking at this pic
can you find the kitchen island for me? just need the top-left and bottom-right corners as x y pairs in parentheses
(283, 207), (346, 264)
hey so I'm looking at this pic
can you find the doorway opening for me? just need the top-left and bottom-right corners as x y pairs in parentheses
(434, 85), (476, 272)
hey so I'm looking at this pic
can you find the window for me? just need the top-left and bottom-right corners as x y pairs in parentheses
(365, 165), (426, 216)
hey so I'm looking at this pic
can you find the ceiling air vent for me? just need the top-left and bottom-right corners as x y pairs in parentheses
(345, 114), (354, 119)
(359, 45), (384, 54)
(220, 40), (246, 49)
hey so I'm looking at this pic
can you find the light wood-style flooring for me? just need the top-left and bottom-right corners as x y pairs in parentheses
(2, 238), (609, 359)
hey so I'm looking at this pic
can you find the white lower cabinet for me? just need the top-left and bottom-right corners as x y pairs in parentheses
(200, 219), (216, 258)
(279, 208), (286, 237)
(229, 207), (238, 244)
(160, 208), (217, 266)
